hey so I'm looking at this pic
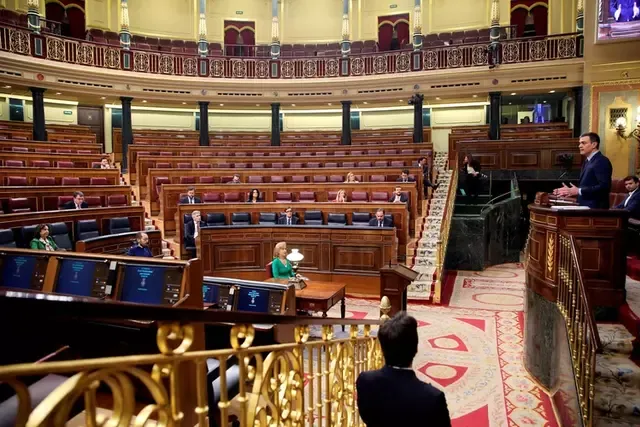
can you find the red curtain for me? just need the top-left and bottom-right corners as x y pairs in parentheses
(378, 14), (410, 51)
(224, 20), (255, 56)
(45, 0), (85, 39)
(510, 0), (548, 37)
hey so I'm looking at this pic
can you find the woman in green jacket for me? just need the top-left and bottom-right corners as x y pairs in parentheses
(29, 224), (59, 251)
(271, 241), (295, 279)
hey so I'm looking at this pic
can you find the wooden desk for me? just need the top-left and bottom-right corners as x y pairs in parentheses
(0, 185), (131, 212)
(296, 281), (346, 319)
(75, 230), (163, 256)
(0, 168), (121, 186)
(0, 152), (106, 168)
(0, 140), (101, 154)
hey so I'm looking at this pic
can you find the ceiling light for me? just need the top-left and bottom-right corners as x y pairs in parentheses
(549, 90), (556, 93)
(510, 92), (516, 96)
(509, 102), (512, 105)
(55, 92), (61, 95)
(100, 96), (106, 100)
(4, 85), (11, 89)
(543, 100), (547, 103)
(142, 100), (147, 103)
(256, 104), (260, 107)
(399, 100), (403, 102)
(363, 102), (368, 105)
(472, 94), (478, 98)
(435, 97), (441, 101)
(219, 103), (224, 106)
(291, 104), (296, 107)
(182, 102), (186, 105)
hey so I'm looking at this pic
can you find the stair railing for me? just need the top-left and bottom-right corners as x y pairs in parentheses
(433, 164), (458, 303)
(557, 234), (602, 426)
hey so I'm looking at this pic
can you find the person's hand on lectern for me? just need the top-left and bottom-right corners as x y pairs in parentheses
(555, 183), (579, 198)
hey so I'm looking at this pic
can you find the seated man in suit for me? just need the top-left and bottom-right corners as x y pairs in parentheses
(277, 207), (299, 225)
(389, 186), (408, 204)
(614, 175), (640, 219)
(179, 186), (201, 205)
(357, 312), (451, 427)
(554, 132), (612, 209)
(369, 208), (393, 228)
(229, 174), (242, 184)
(396, 169), (416, 183)
(184, 210), (206, 259)
(127, 232), (152, 257)
(62, 191), (88, 210)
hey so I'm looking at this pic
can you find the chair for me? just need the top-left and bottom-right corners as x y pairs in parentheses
(202, 192), (221, 203)
(252, 163), (265, 169)
(272, 163), (285, 169)
(270, 176), (285, 183)
(197, 163), (212, 169)
(156, 162), (171, 168)
(108, 217), (131, 234)
(313, 176), (327, 183)
(61, 177), (80, 186)
(199, 176), (215, 184)
(357, 161), (372, 167)
(12, 147), (28, 154)
(352, 212), (371, 226)
(342, 162), (356, 168)
(233, 163), (247, 168)
(248, 176), (264, 183)
(290, 162), (303, 169)
(384, 149), (397, 155)
(154, 177), (170, 201)
(328, 191), (338, 201)
(384, 214), (394, 226)
(370, 175), (386, 182)
(35, 177), (56, 186)
(223, 192), (241, 203)
(291, 176), (306, 183)
(49, 222), (72, 250)
(180, 177), (196, 184)
(206, 213), (226, 226)
(372, 192), (389, 202)
(351, 192), (368, 202)
(84, 196), (102, 208)
(327, 213), (347, 226)
(76, 219), (100, 240)
(390, 161), (405, 167)
(259, 213), (277, 225)
(107, 194), (127, 207)
(177, 162), (191, 169)
(90, 177), (108, 185)
(266, 261), (274, 278)
(304, 210), (323, 225)
(299, 191), (316, 202)
(5, 160), (23, 167)
(374, 161), (388, 167)
(7, 198), (32, 213)
(275, 192), (292, 202)
(325, 162), (338, 168)
(35, 148), (52, 154)
(57, 161), (74, 168)
(231, 212), (251, 225)
(306, 162), (321, 168)
(20, 225), (39, 248)
(0, 229), (16, 247)
(329, 175), (344, 183)
(57, 196), (73, 209)
(6, 176), (27, 186)
(367, 150), (380, 155)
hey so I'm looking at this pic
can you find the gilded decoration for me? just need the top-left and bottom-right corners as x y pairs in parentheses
(256, 60), (270, 78)
(303, 60), (317, 78)
(76, 44), (94, 66)
(231, 60), (247, 78)
(183, 57), (197, 76)
(546, 232), (555, 277)
(210, 59), (224, 77)
(502, 42), (519, 63)
(350, 57), (365, 75)
(9, 29), (31, 54)
(530, 40), (548, 61)
(447, 48), (462, 68)
(326, 58), (339, 77)
(133, 51), (150, 72)
(557, 38), (576, 58)
(396, 53), (411, 72)
(103, 48), (121, 69)
(424, 50), (439, 70)
(472, 45), (488, 66)
(373, 55), (387, 74)
(281, 60), (295, 78)
(46, 37), (65, 61)
(159, 55), (174, 75)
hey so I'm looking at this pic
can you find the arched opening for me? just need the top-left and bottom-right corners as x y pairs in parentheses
(224, 20), (256, 57)
(45, 0), (86, 39)
(377, 14), (410, 51)
(510, 1), (548, 38)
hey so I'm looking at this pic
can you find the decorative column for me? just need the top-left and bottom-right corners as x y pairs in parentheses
(27, 0), (41, 33)
(341, 0), (351, 57)
(271, 103), (281, 146)
(573, 87), (583, 138)
(270, 0), (280, 59)
(30, 87), (46, 141)
(120, 97), (133, 171)
(412, 0), (423, 50)
(199, 101), (209, 147)
(411, 94), (424, 143)
(576, 0), (584, 33)
(489, 92), (501, 140)
(119, 0), (131, 50)
(341, 101), (352, 145)
(197, 0), (208, 57)
(489, 0), (500, 66)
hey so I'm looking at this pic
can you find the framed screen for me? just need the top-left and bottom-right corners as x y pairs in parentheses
(55, 258), (110, 298)
(0, 254), (48, 290)
(596, 0), (640, 43)
(119, 263), (183, 305)
(235, 286), (271, 313)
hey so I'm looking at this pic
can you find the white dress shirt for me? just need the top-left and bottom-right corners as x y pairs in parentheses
(625, 188), (637, 207)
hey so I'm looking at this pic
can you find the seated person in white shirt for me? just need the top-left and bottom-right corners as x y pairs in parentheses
(61, 191), (88, 209)
(613, 175), (640, 220)
(368, 208), (393, 227)
(389, 186), (408, 203)
(396, 169), (415, 183)
(179, 186), (202, 205)
(277, 207), (299, 225)
(184, 210), (206, 258)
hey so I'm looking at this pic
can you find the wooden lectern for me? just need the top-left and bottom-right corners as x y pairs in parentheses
(380, 264), (419, 317)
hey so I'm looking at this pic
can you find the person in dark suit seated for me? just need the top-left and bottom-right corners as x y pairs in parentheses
(184, 210), (206, 259)
(246, 188), (263, 203)
(554, 132), (612, 209)
(369, 208), (393, 227)
(277, 207), (299, 225)
(127, 232), (152, 257)
(396, 169), (415, 183)
(62, 191), (88, 210)
(29, 224), (60, 251)
(356, 312), (451, 427)
(229, 174), (242, 184)
(179, 186), (201, 205)
(418, 157), (439, 196)
(389, 186), (408, 204)
(613, 175), (640, 219)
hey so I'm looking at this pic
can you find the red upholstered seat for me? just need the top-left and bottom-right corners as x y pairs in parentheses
(272, 162), (285, 169)
(61, 177), (80, 186)
(269, 152), (281, 157)
(7, 198), (32, 213)
(252, 163), (265, 169)
(325, 162), (338, 168)
(32, 160), (51, 168)
(384, 149), (397, 155)
(248, 176), (264, 183)
(57, 196), (73, 208)
(270, 176), (285, 183)
(234, 163), (247, 168)
(199, 176), (215, 183)
(370, 175), (386, 182)
(177, 163), (191, 169)
(253, 153), (265, 157)
(374, 161), (388, 167)
(220, 176), (233, 183)
(12, 147), (28, 152)
(342, 162), (356, 168)
(367, 150), (380, 155)
(351, 151), (363, 155)
(179, 152), (193, 156)
(216, 162), (231, 168)
(306, 162), (321, 168)
(56, 149), (72, 154)
(57, 161), (74, 168)
(357, 161), (372, 167)
(315, 152), (327, 157)
(153, 177), (170, 201)
(610, 193), (627, 207)
(611, 179), (626, 193)
(276, 192), (292, 202)
(351, 191), (368, 202)
(156, 162), (171, 168)
(334, 151), (346, 156)
(76, 150), (92, 154)
(328, 191), (338, 200)
(313, 175), (327, 183)
(90, 177), (108, 185)
(291, 176), (306, 183)
(160, 151), (172, 156)
(35, 177), (56, 186)
(180, 176), (196, 184)
(371, 192), (389, 202)
(329, 175), (344, 183)
(35, 148), (51, 153)
(390, 161), (405, 167)
(5, 160), (24, 167)
(223, 192), (240, 203)
(299, 191), (316, 202)
(290, 163), (303, 168)
(197, 163), (212, 168)
(84, 196), (102, 208)
(285, 152), (297, 157)
(107, 194), (127, 207)
(401, 149), (414, 155)
(203, 192), (221, 203)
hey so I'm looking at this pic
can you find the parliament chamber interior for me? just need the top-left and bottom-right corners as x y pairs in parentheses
(0, 0), (640, 425)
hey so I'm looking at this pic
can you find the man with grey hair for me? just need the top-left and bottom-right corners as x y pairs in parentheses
(184, 210), (206, 259)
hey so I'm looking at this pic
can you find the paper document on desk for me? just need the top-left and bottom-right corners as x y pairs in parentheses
(550, 205), (590, 210)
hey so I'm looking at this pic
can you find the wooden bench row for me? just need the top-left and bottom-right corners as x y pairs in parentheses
(0, 169), (121, 186)
(0, 139), (102, 154)
(0, 152), (108, 169)
(449, 132), (574, 160)
(0, 185), (131, 213)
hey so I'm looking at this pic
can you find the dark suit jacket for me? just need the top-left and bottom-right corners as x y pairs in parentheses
(277, 216), (299, 225)
(127, 245), (152, 257)
(368, 218), (393, 227)
(577, 151), (613, 209)
(389, 193), (408, 203)
(61, 201), (88, 210)
(396, 177), (416, 183)
(615, 190), (640, 219)
(356, 366), (451, 427)
(179, 196), (202, 205)
(184, 220), (206, 248)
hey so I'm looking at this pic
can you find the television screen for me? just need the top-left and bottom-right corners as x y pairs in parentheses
(596, 0), (640, 42)
(202, 283), (219, 304)
(0, 254), (48, 290)
(235, 287), (270, 313)
(55, 258), (110, 297)
(120, 264), (167, 305)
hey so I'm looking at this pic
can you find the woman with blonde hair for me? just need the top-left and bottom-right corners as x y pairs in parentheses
(271, 241), (295, 279)
(335, 189), (347, 203)
(344, 172), (359, 183)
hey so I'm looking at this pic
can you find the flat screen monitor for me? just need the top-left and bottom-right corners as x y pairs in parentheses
(235, 286), (271, 313)
(119, 263), (183, 305)
(0, 253), (48, 291)
(596, 0), (640, 42)
(55, 258), (110, 298)
(202, 282), (233, 308)
(202, 283), (219, 304)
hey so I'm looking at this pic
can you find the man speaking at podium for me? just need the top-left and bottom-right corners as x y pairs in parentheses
(554, 132), (612, 209)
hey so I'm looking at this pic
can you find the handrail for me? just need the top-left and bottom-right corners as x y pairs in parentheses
(557, 234), (601, 426)
(433, 156), (458, 302)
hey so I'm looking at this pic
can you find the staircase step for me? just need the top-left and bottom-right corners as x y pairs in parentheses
(598, 324), (635, 356)
(596, 353), (640, 389)
(594, 416), (640, 426)
(593, 379), (640, 425)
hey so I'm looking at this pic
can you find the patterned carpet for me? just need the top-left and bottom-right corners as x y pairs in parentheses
(323, 263), (559, 426)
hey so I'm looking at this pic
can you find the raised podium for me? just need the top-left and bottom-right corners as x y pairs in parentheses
(380, 264), (418, 317)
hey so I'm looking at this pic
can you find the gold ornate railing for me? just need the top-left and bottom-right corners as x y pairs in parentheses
(0, 293), (387, 427)
(432, 164), (458, 303)
(557, 234), (601, 427)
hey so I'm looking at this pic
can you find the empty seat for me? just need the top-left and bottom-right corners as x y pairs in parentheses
(367, 150), (380, 155)
(329, 175), (344, 183)
(370, 175), (386, 182)
(351, 192), (368, 202)
(291, 176), (306, 183)
(275, 192), (292, 202)
(202, 213), (224, 227)
(11, 147), (28, 152)
(7, 198), (32, 213)
(199, 176), (215, 184)
(304, 210), (323, 225)
(252, 163), (265, 169)
(352, 212), (371, 226)
(197, 163), (212, 169)
(0, 229), (16, 247)
(35, 177), (56, 186)
(76, 219), (100, 240)
(325, 162), (338, 168)
(223, 192), (241, 203)
(290, 163), (303, 169)
(342, 162), (356, 168)
(154, 177), (170, 201)
(179, 152), (193, 156)
(272, 163), (285, 169)
(57, 161), (74, 168)
(108, 217), (131, 234)
(374, 161), (388, 167)
(156, 162), (171, 168)
(259, 212), (277, 225)
(160, 151), (172, 156)
(299, 191), (316, 202)
(61, 177), (80, 186)
(248, 176), (264, 183)
(90, 177), (108, 185)
(35, 148), (52, 153)
(384, 149), (397, 155)
(49, 222), (72, 250)
(313, 176), (327, 183)
(327, 213), (347, 226)
(371, 192), (389, 202)
(177, 162), (191, 169)
(20, 225), (39, 248)
(306, 162), (321, 168)
(270, 176), (285, 183)
(233, 163), (247, 168)
(202, 192), (221, 203)
(107, 194), (127, 207)
(334, 151), (346, 156)
(180, 177), (196, 184)
(231, 212), (251, 225)
(84, 196), (102, 208)
(57, 196), (73, 209)
(6, 176), (27, 186)
(390, 161), (405, 167)
(357, 161), (372, 167)
(5, 160), (23, 167)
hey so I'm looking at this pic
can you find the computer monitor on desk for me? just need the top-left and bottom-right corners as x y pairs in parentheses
(53, 257), (111, 298)
(202, 276), (291, 315)
(0, 252), (48, 291)
(117, 263), (184, 305)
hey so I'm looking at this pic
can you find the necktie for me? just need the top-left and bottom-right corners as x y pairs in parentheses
(625, 193), (632, 207)
(76, 204), (80, 209)
(379, 221), (382, 227)
(287, 218), (291, 225)
(189, 197), (193, 204)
